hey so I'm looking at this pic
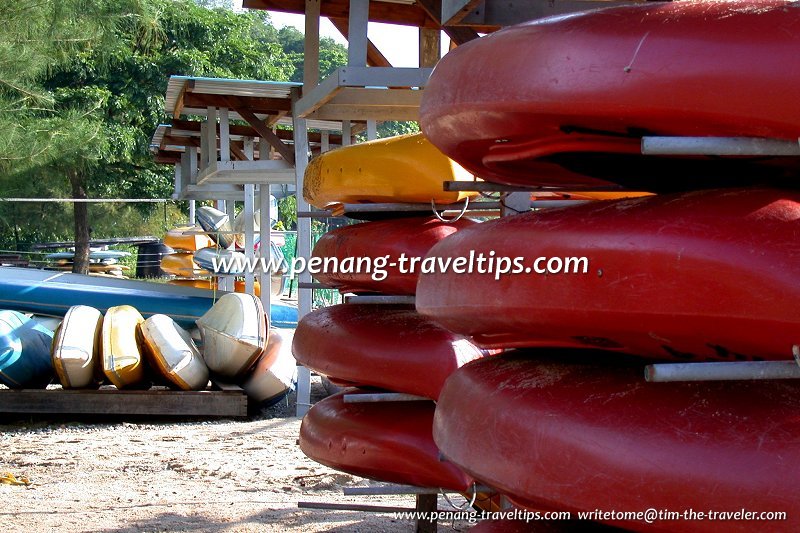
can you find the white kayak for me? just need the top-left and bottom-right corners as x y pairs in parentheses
(51, 305), (103, 388)
(196, 293), (267, 378)
(141, 314), (209, 391)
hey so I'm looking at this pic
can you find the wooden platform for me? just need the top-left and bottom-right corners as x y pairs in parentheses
(0, 386), (248, 418)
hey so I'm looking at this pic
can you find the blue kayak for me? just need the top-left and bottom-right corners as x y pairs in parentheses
(0, 267), (297, 329)
(0, 310), (54, 388)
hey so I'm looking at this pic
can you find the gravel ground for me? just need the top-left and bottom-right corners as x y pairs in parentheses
(0, 379), (474, 532)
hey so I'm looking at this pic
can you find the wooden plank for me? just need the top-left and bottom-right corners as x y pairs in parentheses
(242, 0), (437, 28)
(0, 389), (248, 418)
(306, 88), (422, 121)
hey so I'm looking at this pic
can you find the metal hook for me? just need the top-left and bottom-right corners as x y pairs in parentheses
(440, 482), (478, 511)
(431, 196), (469, 223)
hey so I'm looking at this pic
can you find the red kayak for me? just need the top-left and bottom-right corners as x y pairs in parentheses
(421, 1), (800, 190)
(300, 390), (471, 491)
(434, 352), (800, 532)
(417, 188), (800, 362)
(292, 304), (485, 400)
(312, 216), (475, 295)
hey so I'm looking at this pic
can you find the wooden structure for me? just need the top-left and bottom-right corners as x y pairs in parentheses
(148, 0), (654, 421)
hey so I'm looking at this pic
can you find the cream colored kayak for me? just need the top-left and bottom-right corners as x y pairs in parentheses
(164, 225), (215, 252)
(241, 328), (296, 405)
(102, 305), (146, 389)
(303, 133), (480, 210)
(141, 314), (209, 391)
(196, 293), (267, 378)
(51, 305), (103, 388)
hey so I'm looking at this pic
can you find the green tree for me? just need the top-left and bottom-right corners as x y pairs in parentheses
(0, 0), (297, 272)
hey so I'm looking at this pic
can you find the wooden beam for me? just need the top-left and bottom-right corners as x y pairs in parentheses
(330, 17), (392, 68)
(229, 99), (296, 164)
(230, 143), (249, 161)
(0, 388), (248, 418)
(169, 119), (342, 144)
(416, 0), (481, 46)
(442, 0), (483, 26)
(182, 93), (292, 114)
(242, 0), (436, 28)
(162, 134), (200, 148)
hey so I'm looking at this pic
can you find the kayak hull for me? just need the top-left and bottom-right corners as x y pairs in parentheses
(421, 1), (800, 190)
(241, 328), (296, 405)
(51, 305), (102, 388)
(417, 188), (800, 362)
(303, 133), (478, 209)
(312, 216), (475, 295)
(0, 267), (297, 329)
(434, 352), (800, 532)
(300, 390), (472, 491)
(101, 305), (147, 389)
(0, 310), (54, 389)
(293, 304), (484, 400)
(196, 293), (267, 378)
(141, 314), (209, 391)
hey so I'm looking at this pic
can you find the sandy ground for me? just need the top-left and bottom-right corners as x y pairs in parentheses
(0, 379), (474, 532)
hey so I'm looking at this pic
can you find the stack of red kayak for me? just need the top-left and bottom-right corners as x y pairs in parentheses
(297, 213), (486, 487)
(408, 0), (800, 529)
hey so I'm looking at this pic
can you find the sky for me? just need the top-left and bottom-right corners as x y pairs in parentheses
(233, 1), (448, 68)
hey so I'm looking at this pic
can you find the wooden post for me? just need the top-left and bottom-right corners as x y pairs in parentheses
(304, 0), (321, 88)
(347, 0), (369, 67)
(342, 121), (352, 146)
(415, 494), (437, 533)
(243, 183), (255, 295)
(419, 28), (441, 68)
(259, 184), (272, 316)
(219, 107), (231, 162)
(292, 87), (313, 418)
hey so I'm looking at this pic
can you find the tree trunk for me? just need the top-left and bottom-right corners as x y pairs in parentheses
(69, 171), (90, 274)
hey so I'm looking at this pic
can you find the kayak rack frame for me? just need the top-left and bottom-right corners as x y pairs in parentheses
(342, 392), (428, 403)
(299, 481), (498, 533)
(645, 346), (800, 382)
(344, 295), (415, 305)
(641, 136), (800, 156)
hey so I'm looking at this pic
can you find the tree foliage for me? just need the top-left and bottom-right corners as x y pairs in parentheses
(0, 0), (326, 262)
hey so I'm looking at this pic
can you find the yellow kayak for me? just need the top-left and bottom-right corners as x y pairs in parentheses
(102, 305), (147, 389)
(167, 278), (214, 289)
(161, 252), (207, 277)
(164, 225), (215, 252)
(303, 133), (479, 209)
